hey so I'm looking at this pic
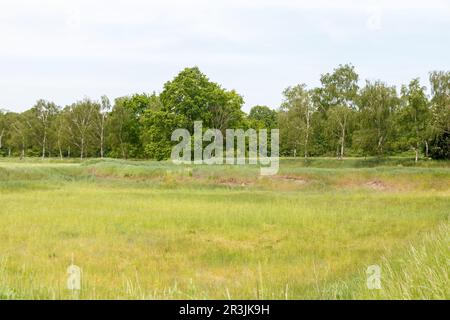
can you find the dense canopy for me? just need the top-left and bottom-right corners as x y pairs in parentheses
(0, 66), (449, 160)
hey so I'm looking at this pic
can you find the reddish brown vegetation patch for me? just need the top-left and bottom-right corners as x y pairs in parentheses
(365, 180), (388, 191)
(216, 177), (253, 187)
(276, 175), (309, 185)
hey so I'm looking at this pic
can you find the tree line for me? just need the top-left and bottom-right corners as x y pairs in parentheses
(0, 65), (449, 161)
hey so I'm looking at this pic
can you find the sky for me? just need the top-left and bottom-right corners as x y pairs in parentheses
(0, 0), (449, 113)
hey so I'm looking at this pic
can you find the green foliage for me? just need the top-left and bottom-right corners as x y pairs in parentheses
(315, 63), (359, 111)
(107, 96), (142, 158)
(160, 67), (245, 131)
(429, 71), (450, 134)
(0, 65), (448, 161)
(141, 110), (188, 160)
(279, 84), (315, 157)
(64, 98), (100, 159)
(248, 105), (278, 129)
(428, 71), (450, 159)
(394, 79), (430, 159)
(304, 64), (359, 157)
(429, 132), (450, 159)
(354, 81), (399, 156)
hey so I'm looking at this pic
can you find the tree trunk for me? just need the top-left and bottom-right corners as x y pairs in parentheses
(340, 126), (345, 160)
(425, 140), (429, 158)
(42, 132), (47, 160)
(100, 133), (104, 159)
(100, 117), (105, 159)
(415, 148), (419, 163)
(57, 137), (63, 160)
(120, 141), (126, 159)
(20, 138), (25, 160)
(378, 136), (384, 156)
(304, 130), (309, 159)
(80, 137), (84, 160)
(0, 128), (4, 149)
(304, 111), (310, 159)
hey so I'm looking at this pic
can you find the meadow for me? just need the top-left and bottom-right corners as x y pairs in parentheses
(0, 157), (449, 299)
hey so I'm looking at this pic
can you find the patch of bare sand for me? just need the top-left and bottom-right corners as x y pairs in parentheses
(216, 177), (253, 187)
(364, 180), (388, 191)
(275, 175), (308, 185)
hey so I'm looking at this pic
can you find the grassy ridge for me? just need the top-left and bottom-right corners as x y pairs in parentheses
(0, 158), (449, 299)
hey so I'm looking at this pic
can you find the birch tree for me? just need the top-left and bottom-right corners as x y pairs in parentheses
(280, 84), (315, 158)
(51, 111), (68, 160)
(27, 100), (58, 159)
(8, 113), (27, 159)
(96, 95), (111, 158)
(428, 71), (450, 159)
(318, 64), (359, 158)
(327, 105), (353, 159)
(429, 71), (450, 133)
(398, 79), (430, 162)
(65, 99), (98, 159)
(357, 81), (399, 156)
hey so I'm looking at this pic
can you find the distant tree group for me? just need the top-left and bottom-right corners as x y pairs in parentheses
(0, 65), (449, 160)
(279, 65), (449, 160)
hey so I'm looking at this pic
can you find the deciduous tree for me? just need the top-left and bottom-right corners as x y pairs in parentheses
(280, 84), (315, 158)
(355, 81), (399, 156)
(397, 79), (430, 162)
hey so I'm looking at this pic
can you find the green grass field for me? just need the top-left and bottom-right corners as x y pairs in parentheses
(0, 157), (449, 299)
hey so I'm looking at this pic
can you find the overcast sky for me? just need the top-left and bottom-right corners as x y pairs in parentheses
(1, 0), (449, 112)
